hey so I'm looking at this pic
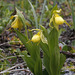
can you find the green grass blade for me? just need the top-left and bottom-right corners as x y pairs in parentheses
(69, 0), (75, 30)
(39, 0), (46, 26)
(28, 0), (38, 28)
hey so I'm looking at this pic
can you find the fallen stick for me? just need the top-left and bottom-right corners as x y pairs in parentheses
(60, 51), (75, 57)
(0, 69), (31, 74)
(0, 62), (25, 74)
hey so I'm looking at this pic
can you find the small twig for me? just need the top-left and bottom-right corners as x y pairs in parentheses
(69, 37), (75, 40)
(2, 69), (31, 73)
(0, 62), (25, 74)
(0, 41), (21, 46)
(60, 51), (75, 57)
(0, 42), (9, 46)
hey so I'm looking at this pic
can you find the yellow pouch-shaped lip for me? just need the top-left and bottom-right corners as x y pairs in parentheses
(55, 16), (64, 25)
(31, 34), (41, 43)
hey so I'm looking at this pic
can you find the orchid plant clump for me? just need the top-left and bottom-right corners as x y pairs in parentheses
(10, 5), (70, 75)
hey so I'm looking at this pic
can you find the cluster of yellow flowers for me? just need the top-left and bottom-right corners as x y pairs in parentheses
(49, 9), (70, 30)
(10, 9), (70, 43)
(11, 15), (48, 43)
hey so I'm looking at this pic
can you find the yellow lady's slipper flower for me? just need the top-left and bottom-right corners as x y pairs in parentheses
(28, 29), (48, 44)
(31, 34), (41, 43)
(11, 15), (23, 31)
(49, 9), (70, 31)
(55, 14), (64, 25)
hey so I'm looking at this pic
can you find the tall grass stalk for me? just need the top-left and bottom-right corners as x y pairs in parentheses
(39, 0), (47, 28)
(70, 0), (75, 30)
(35, 0), (38, 9)
(28, 0), (38, 29)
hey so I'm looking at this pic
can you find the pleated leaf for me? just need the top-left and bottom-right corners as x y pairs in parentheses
(48, 28), (60, 75)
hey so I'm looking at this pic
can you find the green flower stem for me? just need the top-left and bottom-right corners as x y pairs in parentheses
(25, 25), (28, 39)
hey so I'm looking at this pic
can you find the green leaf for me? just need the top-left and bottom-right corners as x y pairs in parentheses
(34, 59), (42, 75)
(48, 28), (60, 75)
(40, 42), (49, 57)
(43, 68), (49, 75)
(31, 43), (40, 61)
(43, 54), (51, 75)
(59, 54), (66, 70)
(25, 57), (35, 73)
